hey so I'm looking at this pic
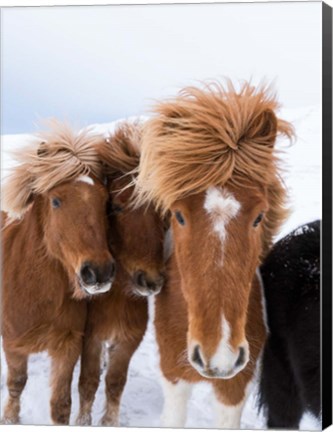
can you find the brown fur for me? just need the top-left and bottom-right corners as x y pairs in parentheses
(100, 120), (142, 178)
(76, 121), (166, 426)
(135, 82), (291, 426)
(1, 123), (113, 425)
(2, 120), (106, 220)
(156, 189), (267, 389)
(136, 81), (293, 258)
(155, 255), (266, 399)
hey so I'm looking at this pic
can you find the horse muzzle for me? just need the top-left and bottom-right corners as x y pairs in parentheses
(132, 270), (165, 296)
(188, 341), (249, 380)
(78, 260), (116, 295)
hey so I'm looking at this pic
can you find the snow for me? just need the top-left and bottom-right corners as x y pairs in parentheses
(293, 223), (317, 237)
(0, 105), (322, 430)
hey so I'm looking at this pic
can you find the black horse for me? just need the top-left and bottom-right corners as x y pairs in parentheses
(259, 220), (320, 428)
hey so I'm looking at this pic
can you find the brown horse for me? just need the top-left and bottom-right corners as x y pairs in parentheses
(136, 82), (293, 427)
(1, 122), (115, 425)
(76, 121), (166, 426)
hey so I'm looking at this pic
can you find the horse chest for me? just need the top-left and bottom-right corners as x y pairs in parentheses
(88, 290), (148, 342)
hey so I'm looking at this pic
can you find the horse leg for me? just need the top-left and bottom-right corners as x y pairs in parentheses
(260, 336), (303, 428)
(49, 348), (80, 425)
(213, 371), (254, 429)
(76, 332), (102, 426)
(160, 376), (193, 427)
(2, 350), (28, 424)
(213, 395), (246, 429)
(99, 337), (142, 426)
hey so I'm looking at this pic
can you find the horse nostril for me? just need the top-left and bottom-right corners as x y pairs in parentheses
(134, 271), (148, 288)
(80, 261), (115, 286)
(146, 279), (159, 290)
(235, 346), (246, 368)
(191, 345), (205, 369)
(80, 264), (97, 286)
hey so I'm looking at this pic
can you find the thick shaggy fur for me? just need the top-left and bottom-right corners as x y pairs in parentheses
(76, 121), (166, 426)
(101, 121), (142, 178)
(2, 120), (105, 220)
(1, 122), (113, 425)
(259, 220), (320, 428)
(134, 81), (291, 427)
(136, 81), (293, 257)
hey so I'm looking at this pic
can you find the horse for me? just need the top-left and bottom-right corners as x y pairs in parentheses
(76, 121), (166, 426)
(258, 220), (320, 428)
(135, 82), (293, 428)
(1, 122), (115, 425)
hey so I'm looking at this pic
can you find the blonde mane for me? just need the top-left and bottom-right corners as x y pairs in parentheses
(136, 81), (294, 256)
(99, 120), (142, 181)
(2, 120), (106, 219)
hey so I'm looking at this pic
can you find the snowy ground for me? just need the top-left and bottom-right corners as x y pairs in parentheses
(0, 106), (322, 429)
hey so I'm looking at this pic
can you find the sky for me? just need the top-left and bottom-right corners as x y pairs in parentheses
(1, 1), (322, 134)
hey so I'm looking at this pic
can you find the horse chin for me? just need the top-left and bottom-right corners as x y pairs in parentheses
(189, 360), (245, 380)
(132, 284), (162, 297)
(81, 281), (113, 296)
(72, 277), (113, 299)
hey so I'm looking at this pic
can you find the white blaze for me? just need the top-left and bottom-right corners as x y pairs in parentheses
(76, 175), (95, 186)
(210, 315), (235, 371)
(204, 186), (240, 244)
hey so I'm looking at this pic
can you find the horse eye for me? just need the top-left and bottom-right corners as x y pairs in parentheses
(51, 198), (61, 209)
(253, 212), (264, 227)
(175, 211), (185, 226)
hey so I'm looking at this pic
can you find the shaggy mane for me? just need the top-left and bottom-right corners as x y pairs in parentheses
(2, 120), (106, 219)
(136, 81), (294, 257)
(99, 121), (142, 182)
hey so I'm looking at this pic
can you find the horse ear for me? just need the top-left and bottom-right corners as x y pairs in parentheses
(247, 109), (278, 147)
(2, 164), (34, 219)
